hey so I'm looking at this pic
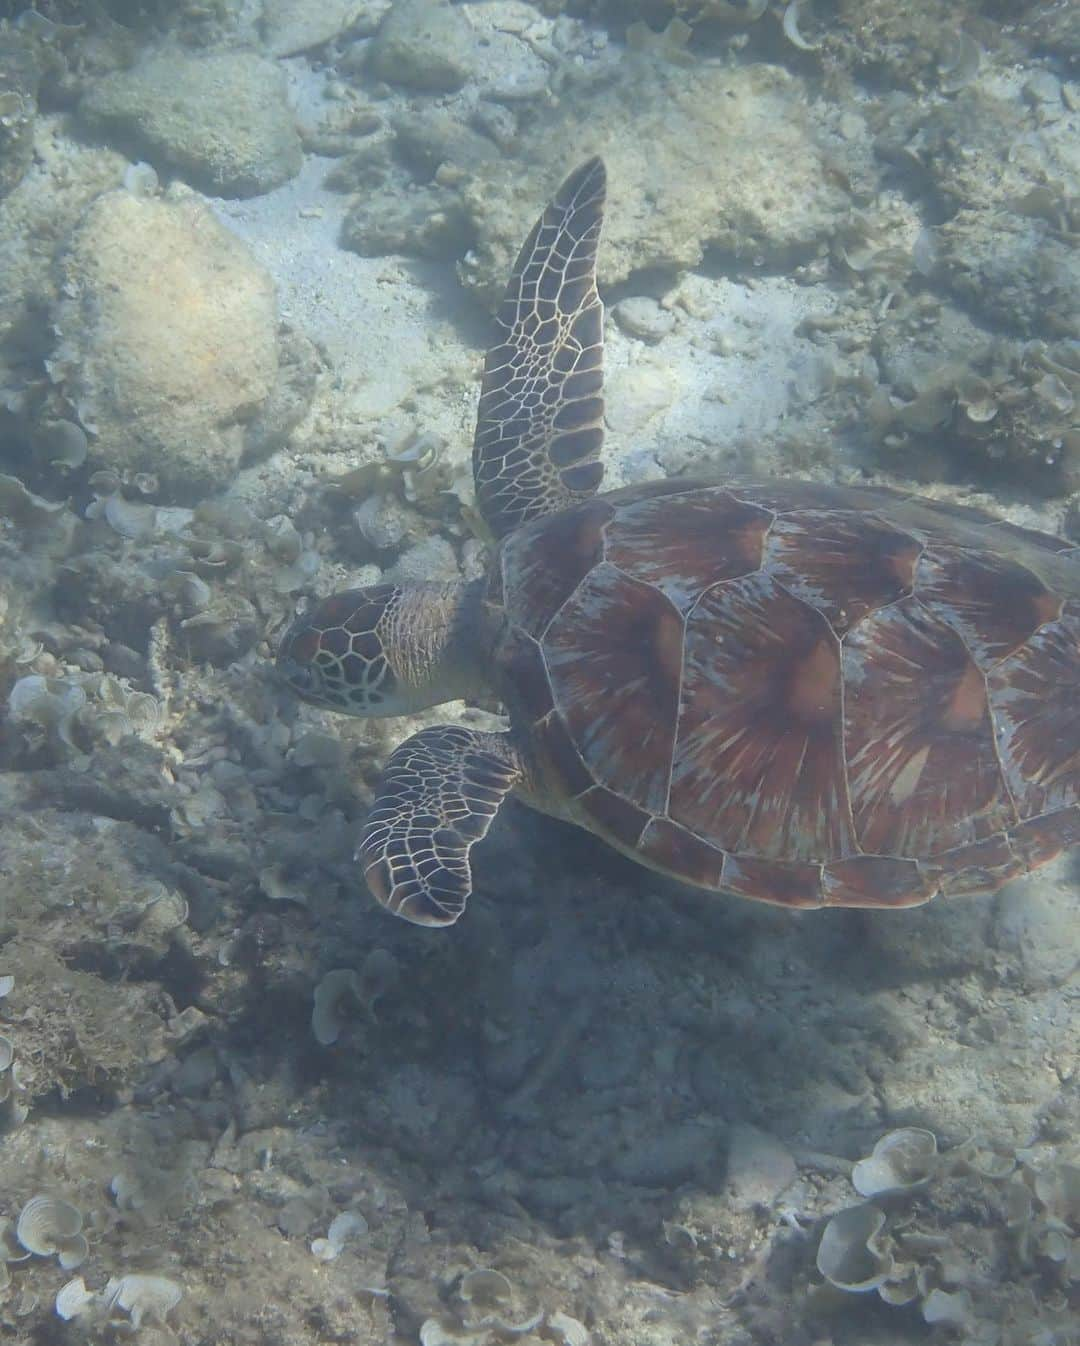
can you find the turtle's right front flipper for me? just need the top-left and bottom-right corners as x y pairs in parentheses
(357, 725), (522, 927)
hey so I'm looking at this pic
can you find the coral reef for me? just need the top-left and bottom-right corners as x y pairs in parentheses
(0, 31), (37, 198)
(813, 1131), (1080, 1344)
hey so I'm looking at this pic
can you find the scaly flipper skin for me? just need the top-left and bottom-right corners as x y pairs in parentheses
(472, 156), (607, 541)
(357, 725), (522, 926)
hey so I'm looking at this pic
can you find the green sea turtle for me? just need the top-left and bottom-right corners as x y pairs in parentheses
(278, 158), (1080, 926)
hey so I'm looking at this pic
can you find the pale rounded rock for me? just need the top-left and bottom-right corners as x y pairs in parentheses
(723, 1124), (797, 1211)
(385, 535), (460, 584)
(80, 50), (301, 198)
(262, 0), (374, 57)
(461, 63), (861, 302)
(53, 191), (279, 499)
(369, 0), (477, 93)
(613, 297), (676, 344)
(604, 364), (677, 437)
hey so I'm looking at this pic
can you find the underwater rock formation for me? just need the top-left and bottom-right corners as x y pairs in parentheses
(50, 189), (280, 499)
(80, 48), (302, 198)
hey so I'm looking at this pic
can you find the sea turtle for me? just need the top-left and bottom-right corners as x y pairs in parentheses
(278, 158), (1080, 927)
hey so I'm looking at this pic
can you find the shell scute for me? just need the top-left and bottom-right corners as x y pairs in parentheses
(602, 477), (709, 507)
(579, 785), (651, 850)
(917, 546), (1063, 666)
(605, 488), (772, 613)
(842, 596), (1014, 856)
(721, 853), (825, 909)
(1008, 805), (1080, 870)
(499, 628), (553, 724)
(988, 601), (1080, 817)
(727, 480), (885, 514)
(530, 710), (595, 799)
(637, 817), (727, 889)
(670, 573), (853, 861)
(500, 496), (612, 636)
(764, 510), (921, 634)
(545, 561), (682, 814)
(922, 834), (1024, 898)
(823, 855), (937, 908)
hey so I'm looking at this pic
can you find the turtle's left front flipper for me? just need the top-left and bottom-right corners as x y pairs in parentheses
(473, 156), (607, 541)
(357, 725), (522, 927)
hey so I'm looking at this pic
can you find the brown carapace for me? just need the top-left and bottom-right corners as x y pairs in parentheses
(490, 477), (1080, 912)
(279, 157), (1079, 926)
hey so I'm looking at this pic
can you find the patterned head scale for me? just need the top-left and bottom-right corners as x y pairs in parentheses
(277, 585), (401, 717)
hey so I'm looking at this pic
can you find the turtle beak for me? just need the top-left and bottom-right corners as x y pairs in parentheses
(276, 653), (317, 701)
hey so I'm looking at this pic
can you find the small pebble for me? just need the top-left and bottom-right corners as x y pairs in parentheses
(613, 297), (676, 344)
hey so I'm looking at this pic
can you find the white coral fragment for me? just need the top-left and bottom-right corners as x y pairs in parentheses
(55, 1276), (96, 1321)
(547, 1310), (590, 1345)
(137, 888), (189, 936)
(58, 1235), (89, 1271)
(459, 1268), (514, 1309)
(311, 969), (363, 1045)
(1034, 1161), (1080, 1224)
(8, 675), (86, 750)
(36, 419), (88, 470)
(101, 494), (159, 540)
(103, 1273), (183, 1328)
(937, 32), (981, 93)
(260, 864), (310, 907)
(109, 1173), (145, 1212)
(16, 1195), (83, 1260)
(0, 1218), (28, 1263)
(852, 1128), (938, 1198)
(922, 1286), (974, 1328)
(816, 1203), (894, 1292)
(311, 1210), (369, 1261)
(782, 0), (820, 51)
(419, 1317), (490, 1346)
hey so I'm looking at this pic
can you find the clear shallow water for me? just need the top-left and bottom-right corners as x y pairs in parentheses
(0, 2), (1076, 1343)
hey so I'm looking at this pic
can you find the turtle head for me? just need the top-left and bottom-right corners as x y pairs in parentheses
(277, 581), (484, 718)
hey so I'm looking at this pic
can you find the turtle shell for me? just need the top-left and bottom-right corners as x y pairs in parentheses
(487, 479), (1080, 908)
